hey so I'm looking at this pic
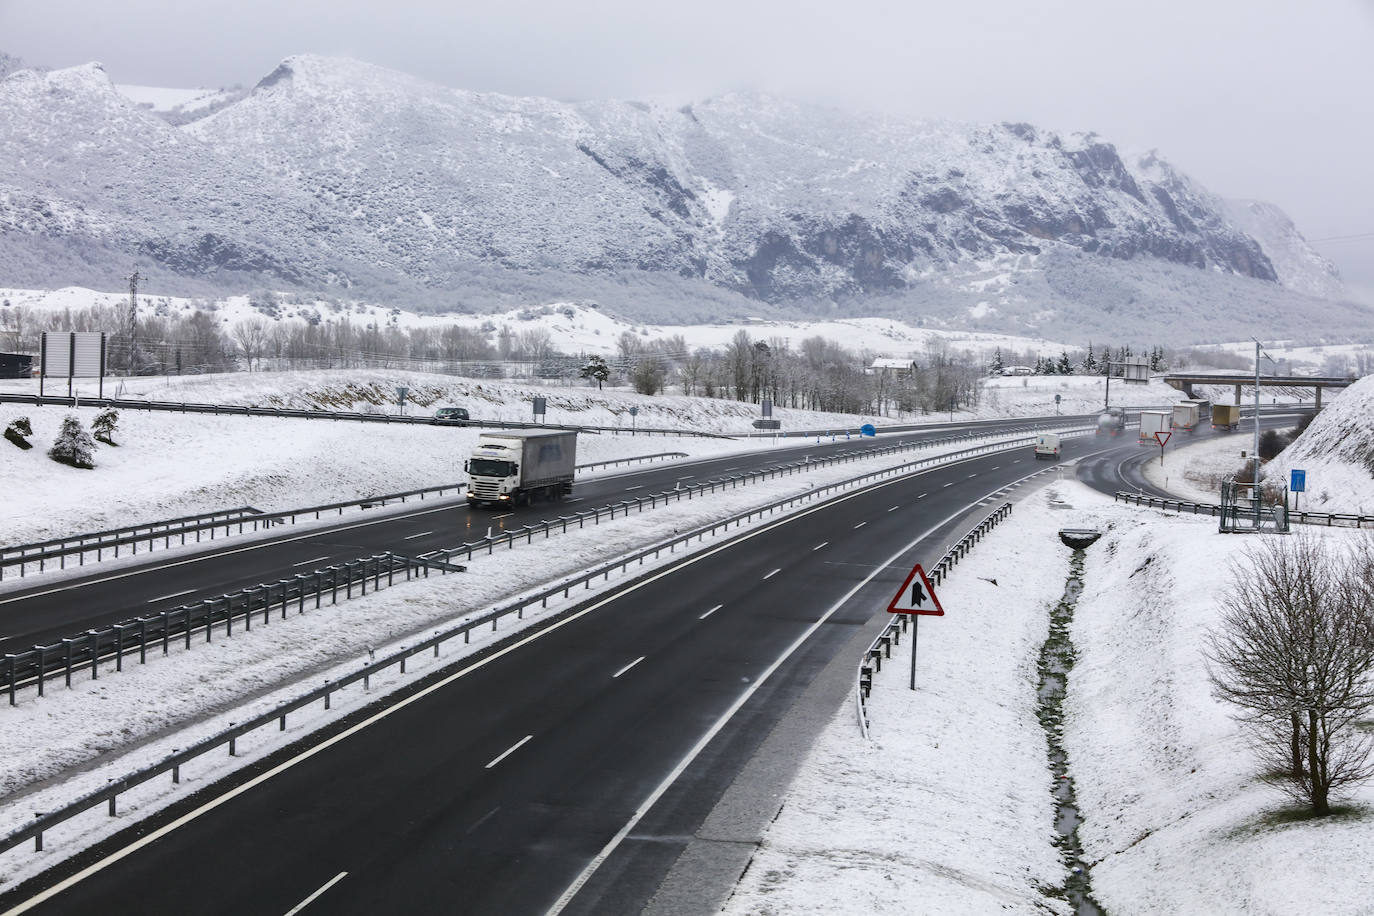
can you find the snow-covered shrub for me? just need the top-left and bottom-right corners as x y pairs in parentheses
(4, 416), (33, 450)
(91, 408), (119, 445)
(48, 415), (96, 469)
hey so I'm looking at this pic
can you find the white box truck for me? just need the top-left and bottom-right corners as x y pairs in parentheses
(1139, 410), (1171, 444)
(1033, 433), (1061, 460)
(1171, 401), (1200, 432)
(465, 429), (577, 507)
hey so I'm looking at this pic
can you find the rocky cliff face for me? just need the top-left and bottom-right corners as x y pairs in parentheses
(0, 54), (1352, 337)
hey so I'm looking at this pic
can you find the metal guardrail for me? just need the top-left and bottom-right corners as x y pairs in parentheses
(2, 425), (1093, 707)
(0, 430), (1085, 860)
(1112, 492), (1374, 528)
(1, 453), (698, 581)
(0, 392), (728, 438)
(856, 501), (1015, 739)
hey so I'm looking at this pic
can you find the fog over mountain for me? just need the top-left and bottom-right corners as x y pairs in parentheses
(1, 54), (1369, 344)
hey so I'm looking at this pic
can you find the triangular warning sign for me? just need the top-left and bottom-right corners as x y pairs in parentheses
(887, 562), (945, 616)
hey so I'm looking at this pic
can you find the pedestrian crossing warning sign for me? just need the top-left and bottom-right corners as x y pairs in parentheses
(887, 562), (945, 616)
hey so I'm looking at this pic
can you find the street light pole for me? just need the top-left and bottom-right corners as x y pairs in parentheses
(1253, 340), (1262, 526)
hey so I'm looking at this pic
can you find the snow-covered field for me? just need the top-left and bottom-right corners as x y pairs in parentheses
(721, 482), (1374, 915)
(3, 369), (1373, 912)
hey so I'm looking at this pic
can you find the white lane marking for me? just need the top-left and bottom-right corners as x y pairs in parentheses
(1012, 459), (1022, 463)
(545, 487), (1016, 916)
(284, 872), (348, 916)
(9, 446), (1072, 915)
(888, 505), (899, 512)
(677, 475), (696, 480)
(624, 485), (643, 491)
(763, 568), (781, 580)
(491, 513), (515, 520)
(942, 482), (954, 487)
(292, 556), (331, 568)
(852, 522), (867, 530)
(990, 466), (1000, 470)
(147, 588), (195, 603)
(0, 500), (461, 607)
(403, 531), (433, 540)
(916, 494), (927, 500)
(812, 542), (828, 551)
(967, 473), (978, 478)
(612, 656), (645, 678)
(485, 735), (534, 769)
(699, 604), (723, 620)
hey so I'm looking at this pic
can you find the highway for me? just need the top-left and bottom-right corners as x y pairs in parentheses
(0, 411), (1303, 914)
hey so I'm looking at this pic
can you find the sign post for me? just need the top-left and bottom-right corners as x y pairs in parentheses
(887, 562), (945, 690)
(1290, 468), (1306, 510)
(1153, 429), (1171, 466)
(395, 386), (409, 415)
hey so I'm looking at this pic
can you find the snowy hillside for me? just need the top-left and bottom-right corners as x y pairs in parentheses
(3, 56), (1369, 342)
(1265, 375), (1374, 512)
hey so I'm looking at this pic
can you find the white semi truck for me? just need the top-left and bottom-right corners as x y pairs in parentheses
(1171, 401), (1200, 432)
(1138, 409), (1171, 444)
(465, 429), (577, 507)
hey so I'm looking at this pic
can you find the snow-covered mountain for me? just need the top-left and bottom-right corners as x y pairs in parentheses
(0, 54), (1365, 343)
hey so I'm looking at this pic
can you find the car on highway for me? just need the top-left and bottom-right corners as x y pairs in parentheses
(431, 406), (471, 425)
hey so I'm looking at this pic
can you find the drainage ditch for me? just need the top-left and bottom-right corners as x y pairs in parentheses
(1036, 548), (1105, 915)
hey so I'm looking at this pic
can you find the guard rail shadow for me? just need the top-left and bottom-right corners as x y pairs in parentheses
(0, 430), (1084, 860)
(856, 501), (1015, 739)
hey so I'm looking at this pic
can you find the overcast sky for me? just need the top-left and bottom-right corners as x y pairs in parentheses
(4, 0), (1373, 303)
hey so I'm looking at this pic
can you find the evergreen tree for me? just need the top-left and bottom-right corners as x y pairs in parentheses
(49, 415), (96, 469)
(4, 416), (33, 450)
(1057, 351), (1073, 375)
(989, 346), (1005, 375)
(91, 408), (119, 445)
(579, 354), (610, 390)
(1081, 343), (1098, 375)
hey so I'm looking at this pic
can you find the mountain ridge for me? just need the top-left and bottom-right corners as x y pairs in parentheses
(0, 53), (1367, 344)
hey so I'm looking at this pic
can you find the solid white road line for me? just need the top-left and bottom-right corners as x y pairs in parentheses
(292, 556), (331, 568)
(762, 568), (780, 580)
(612, 657), (645, 679)
(283, 872), (348, 916)
(544, 485), (1033, 916)
(699, 605), (723, 620)
(0, 499), (460, 607)
(403, 531), (432, 540)
(624, 485), (643, 491)
(147, 588), (196, 603)
(485, 735), (534, 770)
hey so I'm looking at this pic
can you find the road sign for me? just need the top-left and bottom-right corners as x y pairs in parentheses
(1153, 431), (1172, 447)
(860, 423), (876, 436)
(1291, 469), (1306, 492)
(887, 563), (944, 616)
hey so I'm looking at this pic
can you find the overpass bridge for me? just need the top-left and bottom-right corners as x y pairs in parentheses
(1163, 373), (1356, 410)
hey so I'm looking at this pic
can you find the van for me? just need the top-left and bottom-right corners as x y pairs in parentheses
(1034, 433), (1061, 460)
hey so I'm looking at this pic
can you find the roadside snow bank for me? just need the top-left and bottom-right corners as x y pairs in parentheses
(1067, 505), (1374, 914)
(722, 483), (1077, 915)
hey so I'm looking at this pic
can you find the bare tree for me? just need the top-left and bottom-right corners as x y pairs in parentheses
(1207, 534), (1374, 814)
(232, 318), (271, 372)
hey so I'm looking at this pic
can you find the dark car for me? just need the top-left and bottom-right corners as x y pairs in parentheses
(432, 406), (471, 425)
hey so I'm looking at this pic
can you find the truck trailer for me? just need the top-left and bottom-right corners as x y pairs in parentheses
(1212, 404), (1241, 431)
(1096, 406), (1126, 435)
(465, 429), (577, 507)
(1138, 410), (1171, 444)
(1171, 402), (1200, 432)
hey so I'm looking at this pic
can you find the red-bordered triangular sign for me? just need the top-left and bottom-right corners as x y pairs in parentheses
(1154, 430), (1172, 447)
(887, 562), (944, 616)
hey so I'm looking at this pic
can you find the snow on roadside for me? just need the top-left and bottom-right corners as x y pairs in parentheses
(0, 431), (1040, 891)
(721, 482), (1076, 915)
(1066, 499), (1374, 915)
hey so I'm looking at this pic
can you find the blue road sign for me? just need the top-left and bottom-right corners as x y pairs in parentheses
(1290, 469), (1306, 493)
(860, 424), (876, 436)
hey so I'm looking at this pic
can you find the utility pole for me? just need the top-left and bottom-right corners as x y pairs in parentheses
(124, 268), (143, 374)
(1253, 340), (1262, 527)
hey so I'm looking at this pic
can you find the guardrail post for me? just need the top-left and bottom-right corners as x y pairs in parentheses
(63, 638), (74, 687)
(6, 655), (14, 706)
